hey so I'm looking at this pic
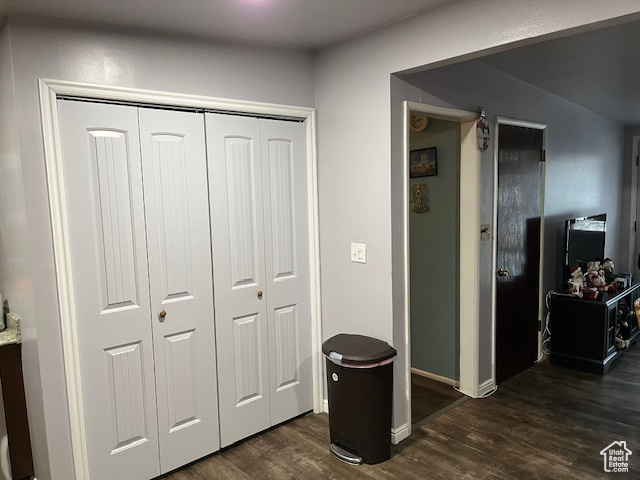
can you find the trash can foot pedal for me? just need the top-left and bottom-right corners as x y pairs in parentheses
(330, 443), (362, 465)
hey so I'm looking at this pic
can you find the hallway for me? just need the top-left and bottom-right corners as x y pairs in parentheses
(166, 343), (640, 479)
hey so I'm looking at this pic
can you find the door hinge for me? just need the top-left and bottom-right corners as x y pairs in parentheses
(635, 221), (637, 233)
(541, 149), (546, 163)
(538, 319), (543, 332)
(636, 154), (639, 167)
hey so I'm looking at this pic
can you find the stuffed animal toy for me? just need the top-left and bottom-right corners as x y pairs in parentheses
(602, 258), (616, 282)
(587, 264), (605, 288)
(586, 260), (615, 291)
(615, 332), (631, 350)
(568, 266), (584, 297)
(570, 266), (585, 283)
(568, 280), (582, 297)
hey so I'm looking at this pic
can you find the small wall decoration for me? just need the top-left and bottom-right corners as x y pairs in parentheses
(409, 147), (437, 178)
(476, 106), (490, 151)
(410, 114), (429, 132)
(411, 182), (429, 213)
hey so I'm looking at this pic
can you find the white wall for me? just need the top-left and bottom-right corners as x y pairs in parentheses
(314, 0), (640, 431)
(0, 18), (16, 480)
(0, 17), (49, 479)
(6, 16), (314, 480)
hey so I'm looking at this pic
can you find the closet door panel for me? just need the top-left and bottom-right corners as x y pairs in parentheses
(57, 101), (160, 480)
(139, 108), (220, 472)
(260, 119), (313, 425)
(206, 113), (271, 447)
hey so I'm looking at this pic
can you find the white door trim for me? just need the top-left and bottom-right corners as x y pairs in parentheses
(38, 78), (323, 480)
(492, 117), (547, 383)
(458, 116), (483, 398)
(631, 136), (640, 278)
(403, 101), (481, 436)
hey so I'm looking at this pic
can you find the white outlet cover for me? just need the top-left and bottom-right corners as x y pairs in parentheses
(351, 243), (366, 263)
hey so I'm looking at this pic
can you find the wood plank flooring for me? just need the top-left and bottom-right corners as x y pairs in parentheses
(410, 373), (464, 424)
(164, 343), (640, 479)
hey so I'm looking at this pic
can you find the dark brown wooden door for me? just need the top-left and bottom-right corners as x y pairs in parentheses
(496, 124), (543, 384)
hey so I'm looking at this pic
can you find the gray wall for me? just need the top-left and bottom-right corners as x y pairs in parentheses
(3, 4), (639, 473)
(5, 16), (314, 480)
(624, 125), (640, 280)
(0, 17), (29, 476)
(409, 119), (460, 379)
(400, 59), (627, 383)
(316, 0), (639, 432)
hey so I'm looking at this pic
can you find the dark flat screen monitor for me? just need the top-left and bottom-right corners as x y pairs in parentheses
(564, 213), (606, 270)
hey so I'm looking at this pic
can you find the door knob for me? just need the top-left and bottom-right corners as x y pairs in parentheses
(257, 290), (263, 299)
(497, 269), (510, 277)
(158, 309), (167, 319)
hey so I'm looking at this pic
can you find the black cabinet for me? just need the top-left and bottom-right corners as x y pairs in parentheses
(0, 342), (35, 480)
(549, 283), (640, 374)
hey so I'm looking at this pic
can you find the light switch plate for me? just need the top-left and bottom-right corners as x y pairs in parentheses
(351, 243), (367, 263)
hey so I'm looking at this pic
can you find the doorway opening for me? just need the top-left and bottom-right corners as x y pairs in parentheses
(408, 113), (464, 425)
(404, 103), (480, 429)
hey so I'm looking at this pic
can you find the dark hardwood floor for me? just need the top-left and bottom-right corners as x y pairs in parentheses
(164, 344), (640, 479)
(410, 373), (464, 425)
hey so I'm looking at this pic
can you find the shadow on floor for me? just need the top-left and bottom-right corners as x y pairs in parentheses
(411, 373), (465, 427)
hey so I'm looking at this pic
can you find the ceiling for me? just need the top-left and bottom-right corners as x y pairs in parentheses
(0, 0), (450, 49)
(478, 19), (640, 126)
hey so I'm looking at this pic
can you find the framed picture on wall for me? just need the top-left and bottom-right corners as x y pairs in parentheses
(409, 147), (437, 177)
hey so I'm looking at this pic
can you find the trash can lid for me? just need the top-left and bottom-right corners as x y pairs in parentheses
(322, 334), (397, 365)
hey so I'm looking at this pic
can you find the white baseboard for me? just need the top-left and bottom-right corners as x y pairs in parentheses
(323, 399), (329, 413)
(410, 367), (459, 387)
(391, 422), (410, 444)
(478, 378), (497, 397)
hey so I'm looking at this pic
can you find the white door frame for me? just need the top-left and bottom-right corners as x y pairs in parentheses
(492, 117), (547, 382)
(403, 101), (481, 437)
(631, 135), (640, 278)
(38, 78), (323, 480)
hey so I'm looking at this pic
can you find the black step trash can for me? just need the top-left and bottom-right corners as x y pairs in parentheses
(322, 334), (397, 465)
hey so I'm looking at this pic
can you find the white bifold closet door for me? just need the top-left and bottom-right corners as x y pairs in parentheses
(206, 113), (312, 447)
(137, 108), (219, 473)
(57, 101), (219, 480)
